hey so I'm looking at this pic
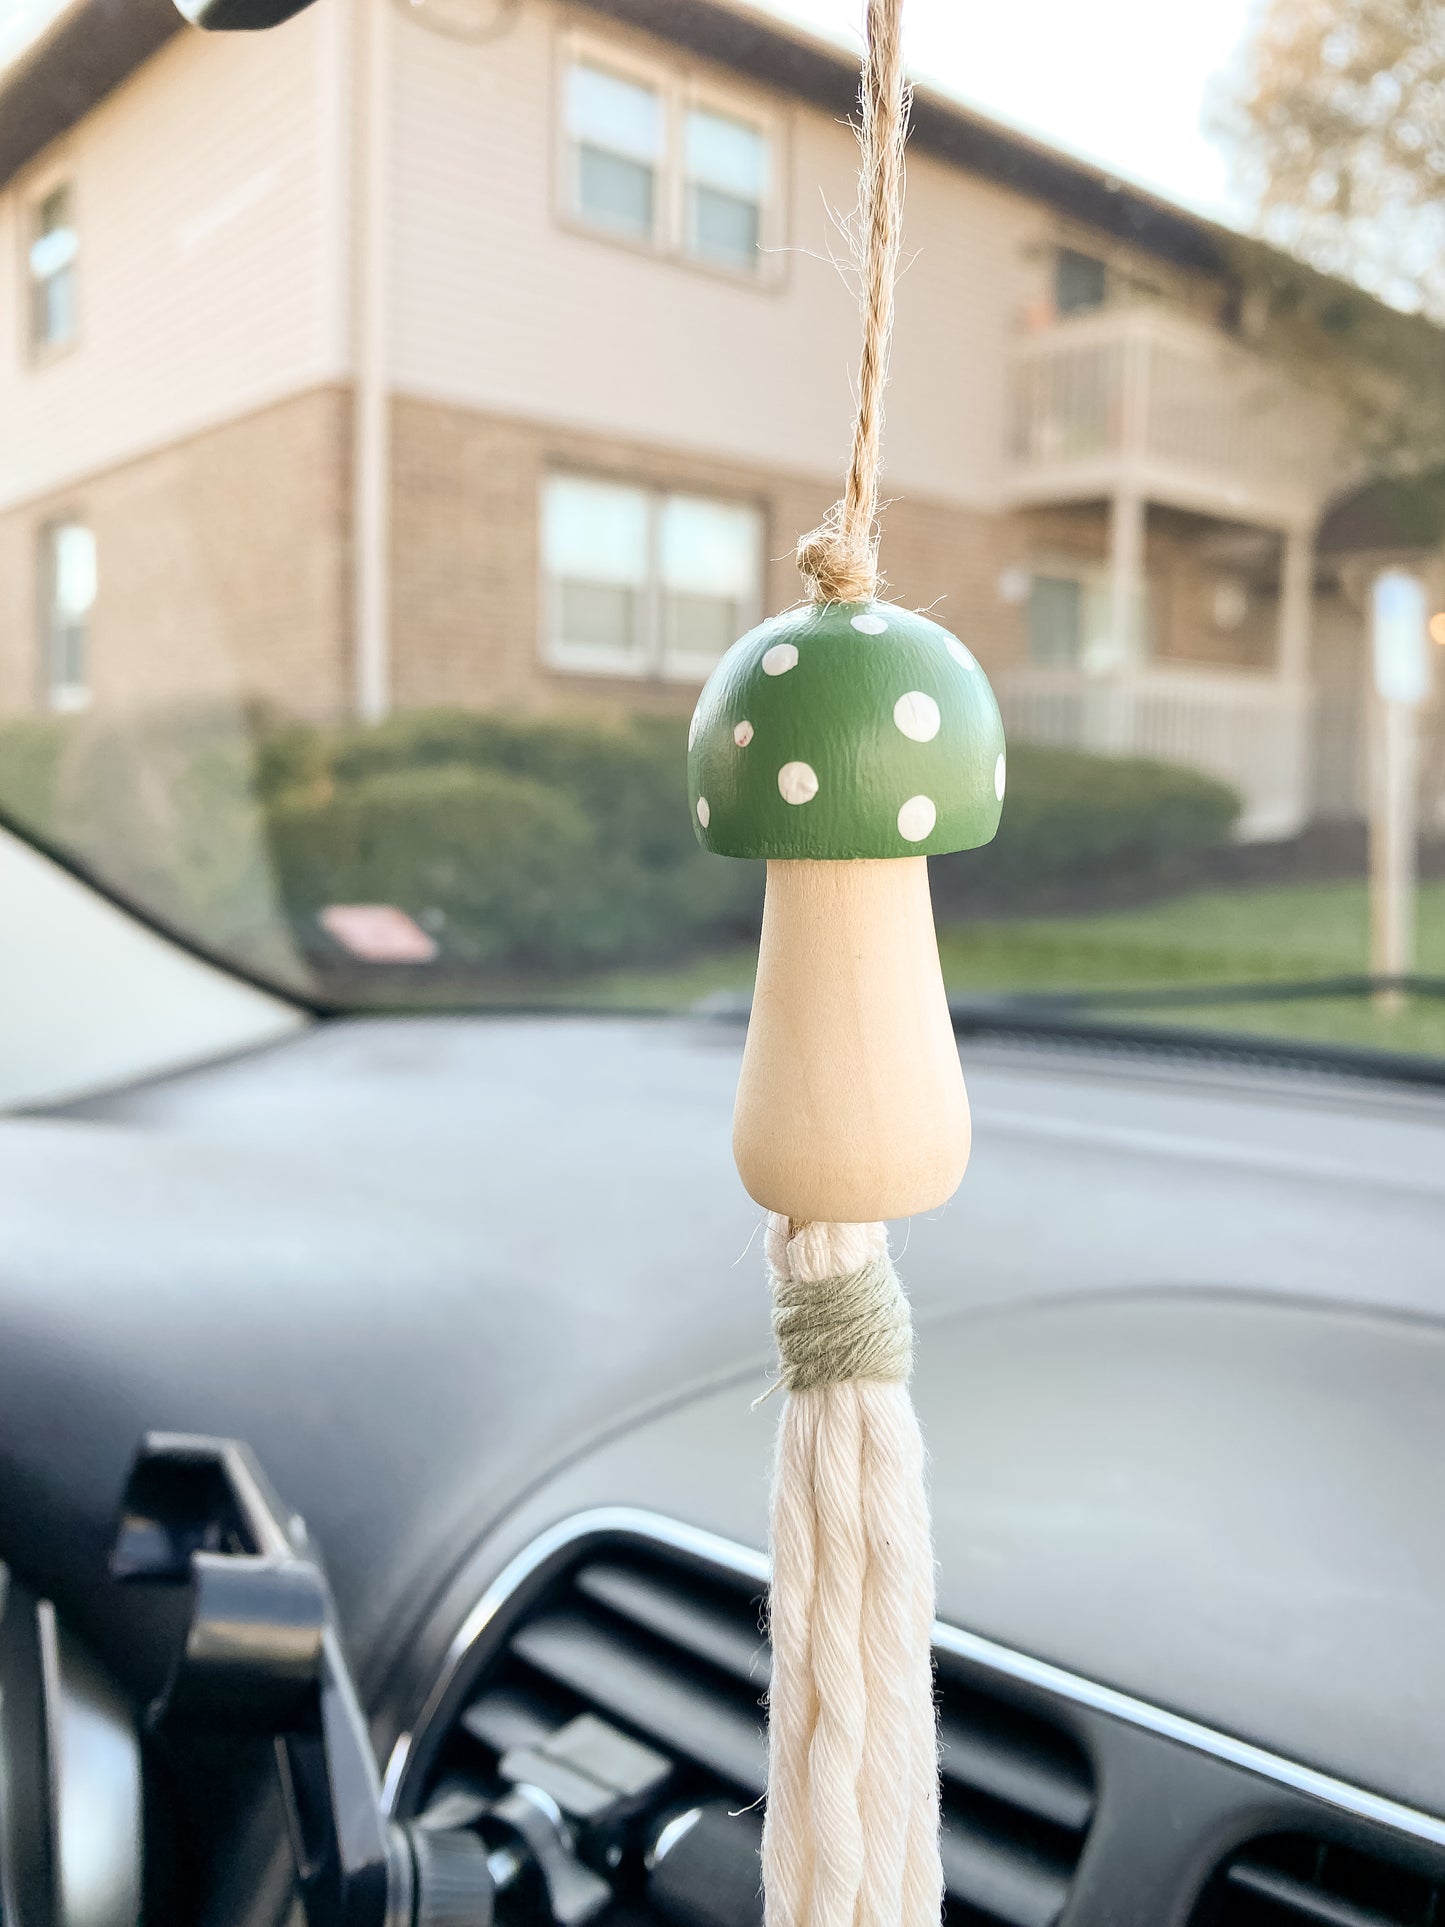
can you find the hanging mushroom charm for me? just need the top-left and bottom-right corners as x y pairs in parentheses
(689, 594), (1006, 1927)
(689, 596), (1005, 1222)
(687, 2), (1008, 1920)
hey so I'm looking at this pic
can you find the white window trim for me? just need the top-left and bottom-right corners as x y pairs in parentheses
(555, 28), (785, 287)
(556, 35), (672, 254)
(680, 75), (784, 274)
(539, 471), (765, 685)
(22, 163), (80, 365)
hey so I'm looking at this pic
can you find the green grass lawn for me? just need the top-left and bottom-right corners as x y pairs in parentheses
(550, 879), (1445, 1061)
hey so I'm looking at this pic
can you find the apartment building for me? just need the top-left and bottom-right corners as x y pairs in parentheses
(1, 0), (1439, 839)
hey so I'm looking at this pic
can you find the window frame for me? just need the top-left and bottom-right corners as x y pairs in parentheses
(679, 78), (780, 274)
(555, 30), (784, 286)
(23, 167), (80, 363)
(540, 472), (657, 681)
(560, 43), (671, 252)
(539, 469), (765, 684)
(1026, 557), (1157, 672)
(37, 517), (96, 714)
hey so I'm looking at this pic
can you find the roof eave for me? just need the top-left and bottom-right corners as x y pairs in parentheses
(0, 0), (1222, 275)
(0, 0), (182, 190)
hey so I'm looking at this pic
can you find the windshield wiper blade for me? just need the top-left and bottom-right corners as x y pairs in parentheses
(954, 974), (1445, 1016)
(948, 996), (1445, 1090)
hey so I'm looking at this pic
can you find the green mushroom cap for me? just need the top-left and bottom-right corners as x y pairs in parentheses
(687, 598), (1006, 860)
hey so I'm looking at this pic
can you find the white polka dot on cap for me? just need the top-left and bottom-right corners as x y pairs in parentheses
(946, 636), (977, 671)
(696, 796), (710, 828)
(734, 720), (754, 747)
(893, 691), (940, 742)
(778, 761), (819, 805)
(851, 613), (888, 635)
(897, 795), (936, 842)
(762, 642), (799, 676)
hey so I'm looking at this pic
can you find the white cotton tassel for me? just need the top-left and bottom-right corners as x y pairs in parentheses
(761, 1214), (942, 1927)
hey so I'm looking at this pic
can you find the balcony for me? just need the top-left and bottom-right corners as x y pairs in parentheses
(995, 663), (1316, 841)
(1007, 309), (1338, 531)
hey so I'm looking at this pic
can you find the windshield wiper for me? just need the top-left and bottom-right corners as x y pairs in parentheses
(948, 982), (1445, 1090)
(954, 975), (1445, 1014)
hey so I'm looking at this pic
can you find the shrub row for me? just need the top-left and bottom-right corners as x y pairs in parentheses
(0, 706), (1241, 981)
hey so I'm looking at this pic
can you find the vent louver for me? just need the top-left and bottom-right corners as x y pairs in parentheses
(414, 1535), (1095, 1927)
(1192, 1832), (1445, 1927)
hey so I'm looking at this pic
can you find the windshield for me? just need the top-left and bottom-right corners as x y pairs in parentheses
(3, 0), (1444, 1063)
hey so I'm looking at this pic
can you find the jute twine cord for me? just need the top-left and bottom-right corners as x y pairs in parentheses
(796, 0), (910, 605)
(762, 1216), (942, 1927)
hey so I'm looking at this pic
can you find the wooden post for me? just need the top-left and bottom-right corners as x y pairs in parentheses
(1107, 489), (1146, 671)
(1370, 699), (1419, 1015)
(1369, 570), (1429, 1014)
(1277, 526), (1314, 685)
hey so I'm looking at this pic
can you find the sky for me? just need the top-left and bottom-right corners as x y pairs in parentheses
(762, 0), (1263, 220)
(0, 0), (1263, 221)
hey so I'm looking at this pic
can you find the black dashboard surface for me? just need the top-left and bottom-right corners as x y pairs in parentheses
(3, 1014), (1445, 1815)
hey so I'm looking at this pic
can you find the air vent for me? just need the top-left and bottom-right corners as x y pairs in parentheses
(1192, 1831), (1445, 1926)
(413, 1534), (1095, 1927)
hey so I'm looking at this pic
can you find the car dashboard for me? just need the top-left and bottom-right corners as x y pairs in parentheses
(2, 1012), (1445, 1927)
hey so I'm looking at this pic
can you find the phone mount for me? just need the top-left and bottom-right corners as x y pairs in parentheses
(111, 1433), (492, 1927)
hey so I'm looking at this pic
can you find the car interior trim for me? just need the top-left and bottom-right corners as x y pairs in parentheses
(381, 1504), (1445, 1851)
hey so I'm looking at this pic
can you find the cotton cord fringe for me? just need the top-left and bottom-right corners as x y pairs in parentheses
(762, 1214), (942, 1927)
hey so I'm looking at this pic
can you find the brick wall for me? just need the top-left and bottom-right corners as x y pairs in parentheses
(0, 385), (351, 720)
(389, 393), (1027, 715)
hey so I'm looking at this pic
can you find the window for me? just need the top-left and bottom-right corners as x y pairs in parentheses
(29, 183), (78, 351)
(39, 522), (96, 711)
(543, 475), (652, 675)
(561, 43), (776, 276)
(1027, 573), (1084, 666)
(684, 107), (767, 268)
(659, 491), (763, 673)
(1027, 567), (1154, 670)
(542, 474), (762, 680)
(1054, 246), (1107, 317)
(565, 62), (664, 242)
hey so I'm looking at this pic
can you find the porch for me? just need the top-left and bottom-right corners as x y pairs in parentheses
(1006, 306), (1337, 531)
(994, 663), (1316, 842)
(999, 308), (1344, 841)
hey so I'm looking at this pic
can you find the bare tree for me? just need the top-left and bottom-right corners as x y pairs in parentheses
(1220, 0), (1445, 320)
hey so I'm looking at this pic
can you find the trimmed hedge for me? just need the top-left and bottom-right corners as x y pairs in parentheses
(0, 706), (1240, 981)
(932, 744), (1240, 912)
(261, 709), (764, 971)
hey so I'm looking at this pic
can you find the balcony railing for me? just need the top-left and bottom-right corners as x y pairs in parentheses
(1008, 309), (1338, 528)
(995, 662), (1316, 841)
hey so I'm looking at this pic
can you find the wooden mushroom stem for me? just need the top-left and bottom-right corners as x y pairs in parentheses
(733, 856), (971, 1223)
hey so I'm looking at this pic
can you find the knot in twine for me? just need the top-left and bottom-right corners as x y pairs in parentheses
(769, 1250), (914, 1393)
(796, 510), (878, 606)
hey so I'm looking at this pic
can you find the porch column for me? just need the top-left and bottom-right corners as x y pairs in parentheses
(1277, 525), (1314, 683)
(1092, 488), (1146, 754)
(1107, 489), (1146, 668)
(1273, 524), (1316, 836)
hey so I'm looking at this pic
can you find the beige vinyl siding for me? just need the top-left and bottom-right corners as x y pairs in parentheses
(388, 0), (1044, 511)
(0, 1), (347, 513)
